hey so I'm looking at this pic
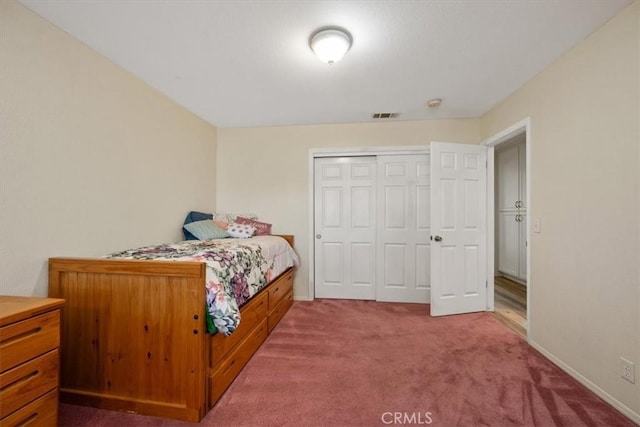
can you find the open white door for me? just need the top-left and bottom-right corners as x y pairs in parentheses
(430, 142), (487, 316)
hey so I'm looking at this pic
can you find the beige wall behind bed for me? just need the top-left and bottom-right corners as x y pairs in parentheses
(0, 0), (217, 296)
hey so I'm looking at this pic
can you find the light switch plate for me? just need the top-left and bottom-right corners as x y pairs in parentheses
(533, 218), (541, 233)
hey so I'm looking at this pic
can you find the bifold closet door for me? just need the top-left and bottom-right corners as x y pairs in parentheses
(314, 157), (377, 300)
(376, 154), (430, 303)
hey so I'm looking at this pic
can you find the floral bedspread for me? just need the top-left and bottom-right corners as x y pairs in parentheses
(106, 240), (274, 336)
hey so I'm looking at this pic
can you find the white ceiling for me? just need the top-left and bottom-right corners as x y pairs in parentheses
(20, 0), (633, 128)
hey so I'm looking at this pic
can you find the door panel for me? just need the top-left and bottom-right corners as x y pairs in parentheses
(352, 242), (374, 286)
(430, 142), (487, 316)
(384, 244), (406, 286)
(496, 145), (520, 211)
(376, 154), (430, 303)
(315, 157), (376, 300)
(497, 212), (519, 277)
(518, 214), (527, 282)
(416, 244), (430, 290)
(322, 243), (343, 284)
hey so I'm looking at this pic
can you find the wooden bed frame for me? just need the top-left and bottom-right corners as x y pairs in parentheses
(48, 235), (295, 422)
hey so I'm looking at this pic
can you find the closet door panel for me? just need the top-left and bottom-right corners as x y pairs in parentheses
(314, 157), (376, 300)
(518, 215), (527, 283)
(377, 154), (430, 303)
(496, 145), (520, 212)
(518, 143), (527, 209)
(497, 212), (519, 277)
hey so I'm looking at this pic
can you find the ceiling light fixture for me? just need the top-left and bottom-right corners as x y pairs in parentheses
(427, 98), (443, 108)
(310, 28), (352, 65)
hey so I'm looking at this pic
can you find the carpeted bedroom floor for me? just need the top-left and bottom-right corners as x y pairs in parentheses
(59, 300), (635, 427)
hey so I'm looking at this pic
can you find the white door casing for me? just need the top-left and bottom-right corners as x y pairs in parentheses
(430, 142), (487, 316)
(376, 154), (430, 303)
(314, 157), (377, 300)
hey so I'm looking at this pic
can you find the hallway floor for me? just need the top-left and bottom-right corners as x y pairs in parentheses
(493, 275), (527, 337)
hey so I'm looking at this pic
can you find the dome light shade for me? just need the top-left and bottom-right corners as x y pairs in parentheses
(310, 28), (352, 64)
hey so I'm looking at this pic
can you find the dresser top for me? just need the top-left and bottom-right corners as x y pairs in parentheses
(0, 296), (64, 326)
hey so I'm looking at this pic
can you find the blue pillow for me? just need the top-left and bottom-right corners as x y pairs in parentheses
(183, 220), (229, 240)
(183, 211), (213, 240)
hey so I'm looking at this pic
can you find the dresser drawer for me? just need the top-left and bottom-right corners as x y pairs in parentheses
(268, 269), (293, 310)
(0, 311), (60, 373)
(268, 289), (293, 333)
(0, 349), (58, 419)
(0, 389), (58, 427)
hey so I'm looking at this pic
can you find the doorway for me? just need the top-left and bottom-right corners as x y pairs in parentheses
(483, 119), (531, 339)
(494, 133), (527, 336)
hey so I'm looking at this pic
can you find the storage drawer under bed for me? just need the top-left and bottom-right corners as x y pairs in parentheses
(267, 269), (293, 311)
(208, 318), (268, 407)
(268, 289), (293, 333)
(210, 290), (268, 367)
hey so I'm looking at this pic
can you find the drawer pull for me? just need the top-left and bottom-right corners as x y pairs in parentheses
(0, 370), (39, 392)
(0, 327), (42, 346)
(223, 359), (236, 376)
(15, 412), (39, 427)
(272, 286), (280, 294)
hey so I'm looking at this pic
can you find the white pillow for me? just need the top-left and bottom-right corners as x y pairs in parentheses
(226, 222), (256, 239)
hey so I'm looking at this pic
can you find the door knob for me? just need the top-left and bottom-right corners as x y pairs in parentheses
(434, 235), (442, 242)
(316, 234), (322, 239)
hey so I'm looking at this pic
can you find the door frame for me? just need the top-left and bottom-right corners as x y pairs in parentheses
(481, 118), (532, 341)
(308, 145), (430, 300)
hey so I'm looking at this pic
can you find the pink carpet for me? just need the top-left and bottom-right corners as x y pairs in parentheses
(59, 300), (635, 426)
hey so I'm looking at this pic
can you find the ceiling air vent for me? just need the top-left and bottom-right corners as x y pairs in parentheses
(372, 113), (399, 119)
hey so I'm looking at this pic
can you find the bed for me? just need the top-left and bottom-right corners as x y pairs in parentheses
(48, 234), (297, 422)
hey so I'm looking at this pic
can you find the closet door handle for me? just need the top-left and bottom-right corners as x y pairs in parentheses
(433, 235), (442, 242)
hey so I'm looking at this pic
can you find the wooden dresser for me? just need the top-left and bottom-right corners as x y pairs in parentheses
(0, 296), (64, 427)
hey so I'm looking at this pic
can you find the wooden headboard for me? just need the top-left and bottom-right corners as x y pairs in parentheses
(275, 234), (294, 247)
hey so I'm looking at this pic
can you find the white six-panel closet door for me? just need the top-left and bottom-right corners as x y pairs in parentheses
(376, 154), (431, 303)
(314, 157), (377, 300)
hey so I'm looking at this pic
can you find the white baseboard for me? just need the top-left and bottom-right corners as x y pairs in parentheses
(293, 295), (313, 302)
(529, 340), (640, 425)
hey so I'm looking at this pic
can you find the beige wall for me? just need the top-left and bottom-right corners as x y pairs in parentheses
(483, 1), (639, 417)
(217, 119), (481, 299)
(0, 1), (217, 296)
